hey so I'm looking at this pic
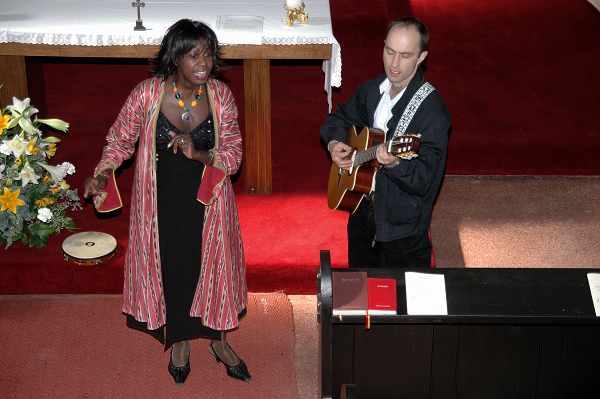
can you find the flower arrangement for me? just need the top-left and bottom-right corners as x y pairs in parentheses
(0, 97), (81, 248)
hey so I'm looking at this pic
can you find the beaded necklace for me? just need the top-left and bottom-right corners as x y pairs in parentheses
(172, 81), (205, 121)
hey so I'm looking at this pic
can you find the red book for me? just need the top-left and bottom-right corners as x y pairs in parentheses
(368, 278), (397, 315)
(197, 165), (226, 205)
(332, 271), (368, 316)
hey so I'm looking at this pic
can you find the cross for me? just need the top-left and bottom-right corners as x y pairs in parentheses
(131, 0), (146, 31)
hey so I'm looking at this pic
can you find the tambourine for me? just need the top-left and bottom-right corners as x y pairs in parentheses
(62, 231), (117, 265)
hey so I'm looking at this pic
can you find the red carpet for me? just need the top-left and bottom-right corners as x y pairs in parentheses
(1, 0), (599, 294)
(239, 193), (348, 292)
(0, 293), (299, 399)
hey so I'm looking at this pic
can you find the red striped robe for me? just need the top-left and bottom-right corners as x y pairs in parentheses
(94, 77), (246, 331)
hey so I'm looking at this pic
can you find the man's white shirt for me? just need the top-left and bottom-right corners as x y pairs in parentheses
(370, 79), (406, 192)
(373, 78), (406, 133)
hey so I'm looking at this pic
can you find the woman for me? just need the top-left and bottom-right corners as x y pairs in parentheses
(83, 19), (250, 384)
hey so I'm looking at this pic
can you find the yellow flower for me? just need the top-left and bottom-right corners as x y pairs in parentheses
(15, 157), (22, 166)
(35, 197), (56, 207)
(43, 175), (51, 183)
(27, 137), (39, 155)
(58, 180), (70, 190)
(49, 180), (70, 193)
(0, 187), (25, 214)
(46, 143), (57, 158)
(0, 114), (10, 135)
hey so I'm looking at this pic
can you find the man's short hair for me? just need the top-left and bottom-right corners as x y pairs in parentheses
(386, 16), (429, 53)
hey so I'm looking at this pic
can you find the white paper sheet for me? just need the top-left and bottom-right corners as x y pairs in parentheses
(405, 272), (448, 315)
(587, 273), (600, 317)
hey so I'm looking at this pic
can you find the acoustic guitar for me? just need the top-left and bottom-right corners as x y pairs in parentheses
(327, 126), (422, 213)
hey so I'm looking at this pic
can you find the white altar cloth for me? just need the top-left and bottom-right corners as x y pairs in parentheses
(0, 0), (341, 101)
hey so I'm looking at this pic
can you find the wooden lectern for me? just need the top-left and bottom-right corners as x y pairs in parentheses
(318, 250), (600, 399)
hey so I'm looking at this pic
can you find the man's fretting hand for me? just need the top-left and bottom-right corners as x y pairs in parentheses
(376, 144), (400, 168)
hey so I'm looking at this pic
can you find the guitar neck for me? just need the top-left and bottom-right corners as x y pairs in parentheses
(353, 145), (379, 167)
(352, 134), (421, 167)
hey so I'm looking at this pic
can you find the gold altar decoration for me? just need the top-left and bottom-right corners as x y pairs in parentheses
(285, 0), (308, 26)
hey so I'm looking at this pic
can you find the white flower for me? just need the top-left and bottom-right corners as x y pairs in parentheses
(7, 97), (41, 136)
(0, 135), (27, 157)
(37, 118), (69, 133)
(7, 97), (39, 120)
(0, 163), (5, 179)
(39, 162), (67, 182)
(60, 162), (76, 175)
(17, 163), (39, 187)
(40, 162), (76, 182)
(8, 97), (37, 115)
(37, 207), (53, 223)
(0, 142), (8, 156)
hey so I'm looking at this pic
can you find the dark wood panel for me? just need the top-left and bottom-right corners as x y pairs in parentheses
(430, 325), (458, 399)
(549, 326), (600, 396)
(454, 325), (539, 399)
(0, 55), (28, 107)
(0, 43), (331, 59)
(319, 254), (600, 398)
(243, 59), (272, 193)
(353, 325), (433, 399)
(332, 324), (354, 399)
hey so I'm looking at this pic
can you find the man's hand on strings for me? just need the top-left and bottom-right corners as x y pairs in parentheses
(329, 141), (353, 170)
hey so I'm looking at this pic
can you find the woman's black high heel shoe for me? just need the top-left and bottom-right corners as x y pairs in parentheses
(209, 342), (251, 382)
(168, 351), (191, 384)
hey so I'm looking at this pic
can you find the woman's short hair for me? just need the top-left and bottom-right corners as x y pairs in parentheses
(152, 19), (222, 78)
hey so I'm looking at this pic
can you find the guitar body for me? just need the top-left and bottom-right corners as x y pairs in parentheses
(328, 126), (385, 213)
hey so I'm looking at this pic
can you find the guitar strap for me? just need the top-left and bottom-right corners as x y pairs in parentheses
(391, 81), (435, 139)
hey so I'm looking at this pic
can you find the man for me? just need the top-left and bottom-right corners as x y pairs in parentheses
(320, 16), (451, 268)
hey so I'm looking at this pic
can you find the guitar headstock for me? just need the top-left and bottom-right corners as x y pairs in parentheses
(388, 133), (422, 160)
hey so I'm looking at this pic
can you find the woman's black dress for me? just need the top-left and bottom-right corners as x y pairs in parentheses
(127, 111), (220, 348)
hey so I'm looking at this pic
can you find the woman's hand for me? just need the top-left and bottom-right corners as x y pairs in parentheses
(83, 169), (110, 199)
(169, 132), (196, 159)
(168, 132), (212, 164)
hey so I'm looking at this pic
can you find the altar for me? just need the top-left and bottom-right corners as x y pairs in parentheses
(0, 0), (341, 194)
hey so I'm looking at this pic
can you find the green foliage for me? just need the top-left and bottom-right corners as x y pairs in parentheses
(0, 97), (81, 248)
